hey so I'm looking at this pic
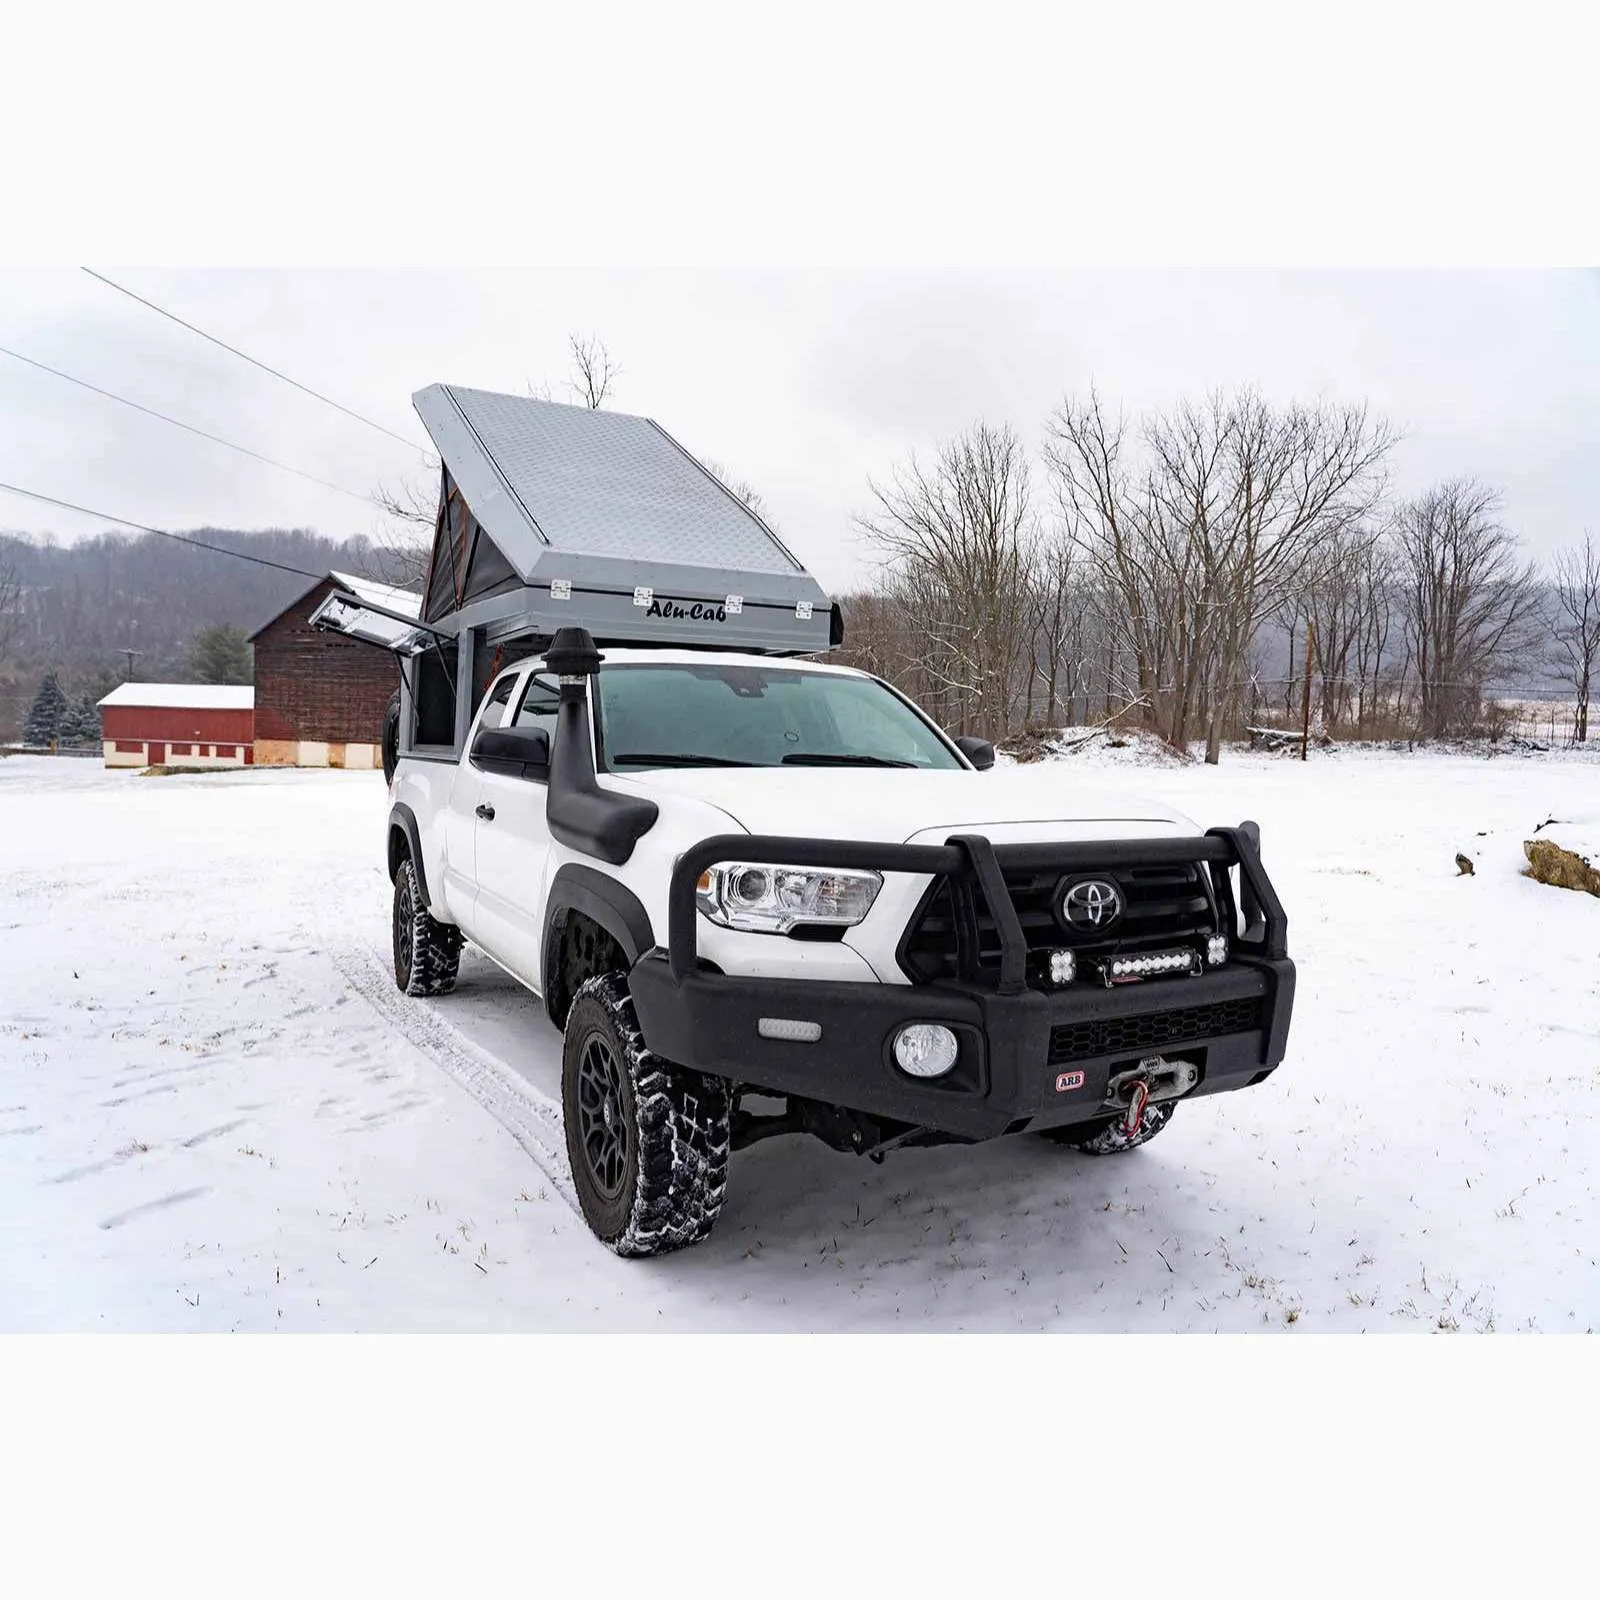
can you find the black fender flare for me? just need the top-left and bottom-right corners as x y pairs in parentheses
(387, 803), (432, 908)
(541, 863), (655, 997)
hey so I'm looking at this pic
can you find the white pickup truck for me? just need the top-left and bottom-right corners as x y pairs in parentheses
(315, 383), (1294, 1257)
(383, 629), (1296, 1257)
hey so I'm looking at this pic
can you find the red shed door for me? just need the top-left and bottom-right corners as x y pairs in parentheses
(148, 742), (166, 765)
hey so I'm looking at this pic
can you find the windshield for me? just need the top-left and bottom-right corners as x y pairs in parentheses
(593, 663), (965, 772)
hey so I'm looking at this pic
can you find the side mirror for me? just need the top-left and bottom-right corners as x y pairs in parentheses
(472, 724), (551, 780)
(954, 735), (995, 770)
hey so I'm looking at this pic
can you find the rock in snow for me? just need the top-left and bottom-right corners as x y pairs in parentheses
(1524, 837), (1600, 897)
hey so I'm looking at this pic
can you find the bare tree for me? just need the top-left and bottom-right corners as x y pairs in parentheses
(1348, 534), (1401, 733)
(1549, 532), (1600, 743)
(1285, 524), (1394, 734)
(702, 459), (769, 519)
(568, 335), (620, 410)
(0, 545), (22, 677)
(367, 470), (438, 589)
(1045, 388), (1394, 760)
(1019, 531), (1083, 726)
(1040, 392), (1176, 736)
(856, 423), (1040, 739)
(1391, 480), (1540, 739)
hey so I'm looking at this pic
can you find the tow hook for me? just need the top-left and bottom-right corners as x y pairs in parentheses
(1121, 1080), (1150, 1139)
(1103, 1055), (1201, 1134)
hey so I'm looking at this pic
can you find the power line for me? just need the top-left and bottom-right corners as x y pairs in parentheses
(0, 345), (381, 508)
(0, 482), (328, 580)
(80, 267), (432, 457)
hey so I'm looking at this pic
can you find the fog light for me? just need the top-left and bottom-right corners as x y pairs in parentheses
(893, 1023), (959, 1078)
(1049, 949), (1076, 985)
(1207, 935), (1228, 966)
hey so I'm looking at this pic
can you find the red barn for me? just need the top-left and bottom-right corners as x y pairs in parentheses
(250, 571), (417, 769)
(97, 683), (255, 768)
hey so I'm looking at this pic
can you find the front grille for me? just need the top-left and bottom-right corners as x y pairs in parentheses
(1047, 997), (1264, 1065)
(899, 852), (1219, 986)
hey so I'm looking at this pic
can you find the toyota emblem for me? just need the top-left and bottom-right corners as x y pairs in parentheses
(1060, 878), (1124, 930)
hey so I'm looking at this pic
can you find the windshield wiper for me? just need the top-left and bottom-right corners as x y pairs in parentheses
(781, 753), (917, 768)
(610, 752), (767, 768)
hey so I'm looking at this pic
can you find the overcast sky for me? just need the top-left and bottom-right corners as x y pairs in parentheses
(1, 267), (1595, 592)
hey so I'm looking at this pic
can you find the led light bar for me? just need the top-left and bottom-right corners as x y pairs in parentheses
(1098, 948), (1203, 984)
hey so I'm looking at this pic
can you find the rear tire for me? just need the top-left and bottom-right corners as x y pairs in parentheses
(392, 856), (461, 996)
(381, 690), (400, 785)
(1041, 1102), (1176, 1154)
(562, 973), (731, 1256)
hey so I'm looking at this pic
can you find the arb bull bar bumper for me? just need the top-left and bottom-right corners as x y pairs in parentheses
(628, 826), (1296, 1143)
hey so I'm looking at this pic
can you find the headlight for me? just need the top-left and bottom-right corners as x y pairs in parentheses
(695, 862), (883, 934)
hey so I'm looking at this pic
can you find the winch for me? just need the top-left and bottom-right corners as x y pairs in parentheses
(1103, 1055), (1201, 1135)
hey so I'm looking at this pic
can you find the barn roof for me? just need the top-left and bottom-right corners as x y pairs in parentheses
(98, 683), (255, 710)
(330, 571), (422, 618)
(248, 570), (422, 642)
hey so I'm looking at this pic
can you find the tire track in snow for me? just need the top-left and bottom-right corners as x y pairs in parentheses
(319, 909), (578, 1214)
(99, 1186), (211, 1230)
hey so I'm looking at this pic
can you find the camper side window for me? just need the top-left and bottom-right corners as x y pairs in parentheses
(412, 644), (460, 749)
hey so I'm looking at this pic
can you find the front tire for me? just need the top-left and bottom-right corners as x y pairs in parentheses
(562, 973), (731, 1256)
(1041, 1102), (1176, 1154)
(392, 856), (461, 996)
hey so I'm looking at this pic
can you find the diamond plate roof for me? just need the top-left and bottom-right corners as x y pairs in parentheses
(412, 385), (803, 581)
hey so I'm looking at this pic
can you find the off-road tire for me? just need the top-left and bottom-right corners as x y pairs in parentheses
(1041, 1101), (1176, 1155)
(381, 690), (400, 785)
(562, 972), (731, 1257)
(392, 856), (462, 997)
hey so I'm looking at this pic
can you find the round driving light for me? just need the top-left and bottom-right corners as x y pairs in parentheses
(893, 1023), (960, 1079)
(728, 866), (771, 905)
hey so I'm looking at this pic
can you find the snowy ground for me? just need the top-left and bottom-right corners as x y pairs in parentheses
(2, 745), (1596, 1332)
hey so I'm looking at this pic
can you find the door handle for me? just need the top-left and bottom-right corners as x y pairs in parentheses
(476, 803), (496, 821)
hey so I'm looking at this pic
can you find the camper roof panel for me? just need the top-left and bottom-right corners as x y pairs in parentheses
(414, 384), (802, 580)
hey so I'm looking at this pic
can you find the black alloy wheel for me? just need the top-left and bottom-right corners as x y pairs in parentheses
(574, 1033), (631, 1200)
(393, 865), (417, 988)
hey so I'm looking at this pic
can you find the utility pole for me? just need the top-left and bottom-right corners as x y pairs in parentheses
(118, 647), (141, 682)
(1300, 619), (1315, 762)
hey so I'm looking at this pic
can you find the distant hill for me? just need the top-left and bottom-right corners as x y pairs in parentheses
(0, 526), (421, 740)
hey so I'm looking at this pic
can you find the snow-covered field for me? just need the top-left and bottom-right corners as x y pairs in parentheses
(2, 746), (1596, 1332)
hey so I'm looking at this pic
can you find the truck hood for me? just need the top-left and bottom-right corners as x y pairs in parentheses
(606, 765), (1200, 845)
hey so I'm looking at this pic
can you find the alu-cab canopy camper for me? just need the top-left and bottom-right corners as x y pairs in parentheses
(312, 384), (838, 757)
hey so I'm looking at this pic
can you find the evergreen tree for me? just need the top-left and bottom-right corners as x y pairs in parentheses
(190, 624), (253, 685)
(24, 670), (70, 746)
(65, 690), (101, 746)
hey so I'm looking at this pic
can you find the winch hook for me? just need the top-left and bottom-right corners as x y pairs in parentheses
(1122, 1078), (1151, 1140)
